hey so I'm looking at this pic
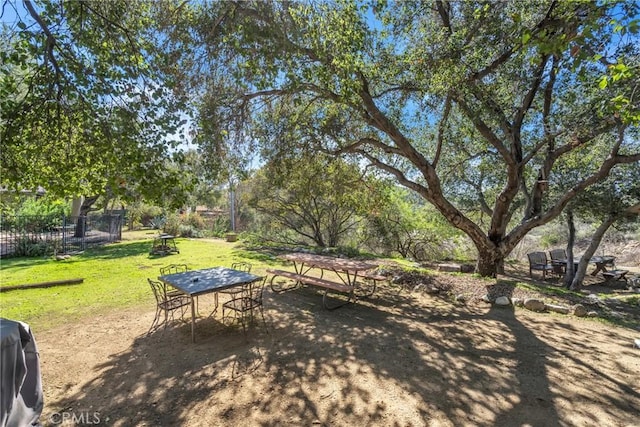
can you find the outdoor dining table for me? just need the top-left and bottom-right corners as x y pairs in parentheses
(589, 256), (616, 276)
(280, 252), (378, 287)
(159, 267), (263, 342)
(150, 234), (179, 256)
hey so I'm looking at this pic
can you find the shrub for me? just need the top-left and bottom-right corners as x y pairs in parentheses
(185, 213), (206, 230)
(539, 231), (563, 248)
(334, 245), (362, 258)
(162, 213), (181, 236)
(16, 197), (69, 218)
(178, 224), (202, 238)
(12, 236), (61, 257)
(128, 204), (163, 228)
(150, 215), (166, 230)
(206, 216), (231, 237)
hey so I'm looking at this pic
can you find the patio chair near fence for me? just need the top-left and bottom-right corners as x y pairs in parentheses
(527, 251), (555, 280)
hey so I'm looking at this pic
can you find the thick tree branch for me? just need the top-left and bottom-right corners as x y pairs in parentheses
(435, 0), (452, 35)
(507, 128), (639, 249)
(24, 0), (61, 79)
(433, 95), (451, 169)
(356, 71), (434, 174)
(454, 97), (513, 163)
(513, 55), (550, 151)
(337, 137), (403, 157)
(468, 49), (515, 83)
(356, 149), (490, 247)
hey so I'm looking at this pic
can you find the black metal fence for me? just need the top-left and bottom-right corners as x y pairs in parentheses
(0, 214), (123, 258)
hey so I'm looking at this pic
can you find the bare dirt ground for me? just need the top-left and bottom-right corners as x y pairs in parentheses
(36, 267), (640, 427)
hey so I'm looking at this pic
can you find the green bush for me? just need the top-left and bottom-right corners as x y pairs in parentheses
(178, 224), (202, 238)
(16, 197), (69, 218)
(539, 231), (563, 248)
(207, 216), (231, 237)
(2, 197), (70, 232)
(12, 236), (61, 257)
(333, 245), (362, 258)
(128, 204), (163, 228)
(11, 215), (60, 233)
(162, 213), (181, 236)
(150, 215), (166, 230)
(185, 213), (206, 230)
(161, 213), (208, 238)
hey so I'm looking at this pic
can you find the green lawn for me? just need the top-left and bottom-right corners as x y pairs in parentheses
(0, 235), (281, 331)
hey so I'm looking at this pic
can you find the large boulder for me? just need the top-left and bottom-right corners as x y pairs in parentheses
(524, 298), (546, 312)
(572, 304), (588, 317)
(495, 296), (511, 306)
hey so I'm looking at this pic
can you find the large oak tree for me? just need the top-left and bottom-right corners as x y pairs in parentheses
(178, 0), (640, 276)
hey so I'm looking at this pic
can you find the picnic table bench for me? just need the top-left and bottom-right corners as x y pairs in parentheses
(266, 268), (355, 310)
(347, 270), (388, 296)
(602, 269), (629, 283)
(356, 271), (387, 283)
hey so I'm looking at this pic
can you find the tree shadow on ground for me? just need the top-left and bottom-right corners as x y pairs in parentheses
(74, 240), (153, 260)
(43, 282), (640, 426)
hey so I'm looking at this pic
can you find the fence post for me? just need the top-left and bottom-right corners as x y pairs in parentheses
(62, 215), (67, 254)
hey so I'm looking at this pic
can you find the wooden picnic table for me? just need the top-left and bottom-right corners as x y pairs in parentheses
(589, 256), (616, 276)
(267, 252), (379, 310)
(281, 252), (378, 284)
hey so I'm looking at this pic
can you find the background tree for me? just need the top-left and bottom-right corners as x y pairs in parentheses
(1, 0), (188, 203)
(364, 183), (467, 261)
(180, 149), (224, 212)
(562, 155), (640, 289)
(178, 0), (640, 276)
(246, 154), (381, 248)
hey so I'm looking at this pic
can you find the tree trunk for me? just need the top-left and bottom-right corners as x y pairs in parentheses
(563, 210), (576, 288)
(476, 248), (503, 278)
(229, 188), (236, 232)
(71, 197), (84, 218)
(569, 214), (617, 290)
(72, 196), (85, 238)
(74, 195), (100, 238)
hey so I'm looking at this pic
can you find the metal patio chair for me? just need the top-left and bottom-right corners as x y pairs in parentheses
(159, 264), (189, 297)
(222, 277), (267, 336)
(215, 262), (253, 307)
(147, 278), (191, 334)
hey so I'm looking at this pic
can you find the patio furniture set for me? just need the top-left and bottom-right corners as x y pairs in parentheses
(527, 249), (631, 284)
(149, 252), (386, 342)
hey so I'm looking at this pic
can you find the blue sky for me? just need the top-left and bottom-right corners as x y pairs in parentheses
(0, 1), (29, 26)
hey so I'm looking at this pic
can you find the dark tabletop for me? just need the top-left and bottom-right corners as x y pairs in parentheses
(159, 267), (262, 296)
